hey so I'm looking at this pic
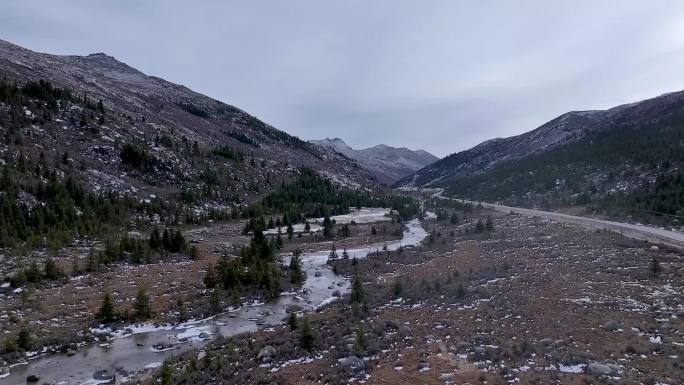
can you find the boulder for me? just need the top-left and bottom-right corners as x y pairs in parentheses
(314, 271), (322, 277)
(93, 370), (116, 384)
(26, 374), (40, 383)
(258, 345), (277, 362)
(454, 341), (471, 352)
(285, 304), (303, 313)
(341, 355), (365, 374)
(602, 320), (621, 331)
(399, 325), (413, 338)
(587, 362), (613, 376)
(332, 290), (341, 297)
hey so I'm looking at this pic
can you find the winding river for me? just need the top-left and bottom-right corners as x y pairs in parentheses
(3, 218), (427, 385)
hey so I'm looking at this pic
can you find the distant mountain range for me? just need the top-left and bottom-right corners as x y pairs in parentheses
(397, 90), (684, 225)
(309, 137), (438, 184)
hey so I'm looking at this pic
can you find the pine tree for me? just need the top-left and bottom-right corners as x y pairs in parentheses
(392, 278), (402, 298)
(287, 223), (294, 240)
(162, 229), (170, 250)
(650, 256), (661, 277)
(177, 297), (186, 322)
(17, 325), (31, 350)
(43, 257), (62, 280)
(323, 216), (333, 238)
(150, 226), (162, 250)
(371, 226), (377, 236)
(190, 245), (199, 260)
(134, 287), (152, 320)
(475, 219), (485, 233)
(450, 212), (460, 225)
(288, 312), (298, 330)
(210, 289), (221, 313)
(351, 277), (364, 303)
(203, 263), (217, 288)
(485, 216), (494, 231)
(456, 283), (466, 299)
(354, 326), (368, 355)
(299, 317), (316, 351)
(289, 253), (305, 286)
(25, 261), (41, 283)
(99, 292), (115, 323)
(159, 360), (173, 385)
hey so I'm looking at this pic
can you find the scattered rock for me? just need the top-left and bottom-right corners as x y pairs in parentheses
(26, 374), (40, 383)
(257, 345), (276, 362)
(602, 320), (621, 331)
(93, 370), (116, 384)
(341, 355), (365, 374)
(587, 362), (613, 376)
(399, 325), (413, 338)
(285, 304), (303, 313)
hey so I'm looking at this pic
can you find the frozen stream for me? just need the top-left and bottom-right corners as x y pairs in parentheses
(3, 219), (427, 385)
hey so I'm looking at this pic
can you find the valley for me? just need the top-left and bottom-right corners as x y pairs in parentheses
(0, 32), (683, 385)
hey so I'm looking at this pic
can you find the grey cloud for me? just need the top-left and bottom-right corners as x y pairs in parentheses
(2, 0), (684, 156)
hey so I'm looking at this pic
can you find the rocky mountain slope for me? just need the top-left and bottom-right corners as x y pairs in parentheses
(396, 90), (684, 188)
(309, 137), (437, 184)
(0, 39), (376, 210)
(398, 89), (684, 225)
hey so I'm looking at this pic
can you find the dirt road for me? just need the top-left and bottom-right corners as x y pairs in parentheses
(436, 192), (684, 250)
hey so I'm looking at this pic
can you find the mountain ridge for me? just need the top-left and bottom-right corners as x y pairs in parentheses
(309, 137), (438, 184)
(396, 89), (684, 189)
(0, 39), (378, 211)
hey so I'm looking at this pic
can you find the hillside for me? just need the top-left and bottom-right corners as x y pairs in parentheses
(0, 39), (376, 215)
(396, 90), (684, 189)
(309, 137), (438, 184)
(401, 91), (684, 225)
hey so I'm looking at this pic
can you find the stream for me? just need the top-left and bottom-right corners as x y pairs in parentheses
(3, 218), (427, 385)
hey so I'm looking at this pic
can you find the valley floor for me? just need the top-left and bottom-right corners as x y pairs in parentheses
(166, 208), (682, 385)
(2, 206), (683, 385)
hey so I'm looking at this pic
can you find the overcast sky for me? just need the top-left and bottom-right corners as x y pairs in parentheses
(3, 1), (684, 157)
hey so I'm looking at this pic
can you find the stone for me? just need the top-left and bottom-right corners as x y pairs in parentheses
(66, 349), (77, 356)
(602, 320), (621, 331)
(26, 374), (40, 383)
(399, 325), (413, 338)
(341, 355), (365, 374)
(587, 362), (613, 376)
(332, 290), (341, 297)
(285, 304), (303, 313)
(314, 271), (322, 277)
(93, 370), (116, 383)
(258, 345), (277, 362)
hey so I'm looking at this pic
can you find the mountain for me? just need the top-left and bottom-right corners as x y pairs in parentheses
(0, 39), (376, 209)
(397, 90), (684, 189)
(397, 90), (684, 225)
(309, 137), (438, 184)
